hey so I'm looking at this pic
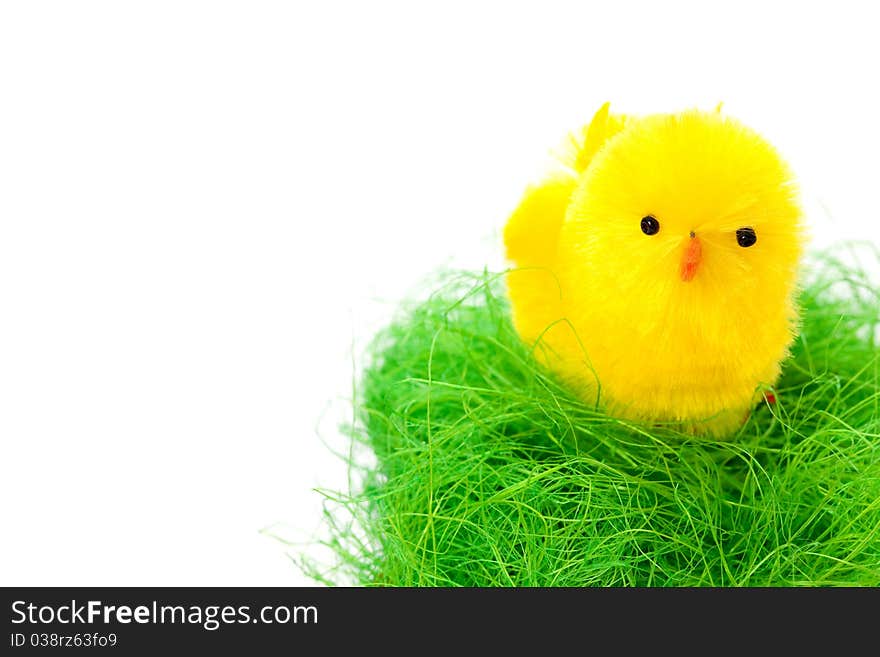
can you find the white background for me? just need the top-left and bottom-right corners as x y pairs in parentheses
(1, 1), (878, 586)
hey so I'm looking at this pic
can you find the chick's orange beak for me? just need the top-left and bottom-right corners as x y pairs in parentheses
(680, 234), (702, 282)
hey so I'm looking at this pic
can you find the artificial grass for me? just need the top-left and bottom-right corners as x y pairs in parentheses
(307, 246), (880, 586)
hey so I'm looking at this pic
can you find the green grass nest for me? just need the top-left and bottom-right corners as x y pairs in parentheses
(308, 246), (880, 586)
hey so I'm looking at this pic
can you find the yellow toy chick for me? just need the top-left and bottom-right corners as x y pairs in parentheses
(504, 103), (804, 437)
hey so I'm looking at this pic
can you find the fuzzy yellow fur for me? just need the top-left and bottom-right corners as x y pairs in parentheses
(504, 104), (803, 437)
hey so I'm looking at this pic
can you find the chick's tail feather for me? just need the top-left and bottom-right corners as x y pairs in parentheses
(558, 101), (630, 175)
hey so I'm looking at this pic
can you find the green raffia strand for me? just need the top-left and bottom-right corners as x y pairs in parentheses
(306, 245), (880, 586)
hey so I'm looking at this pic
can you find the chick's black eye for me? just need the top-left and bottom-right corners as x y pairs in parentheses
(736, 227), (757, 247)
(640, 215), (660, 236)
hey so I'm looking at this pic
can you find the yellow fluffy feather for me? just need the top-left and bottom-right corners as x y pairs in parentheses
(504, 104), (804, 437)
